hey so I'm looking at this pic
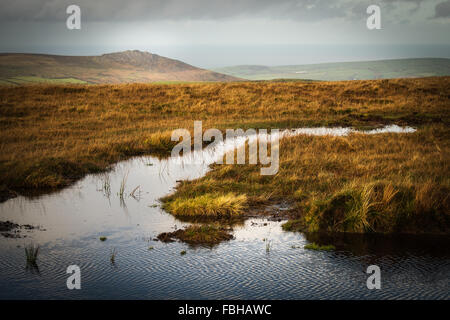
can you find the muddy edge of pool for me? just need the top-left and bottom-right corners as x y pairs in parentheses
(0, 220), (43, 238)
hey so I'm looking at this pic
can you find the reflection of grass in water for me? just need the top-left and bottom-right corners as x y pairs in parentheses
(110, 248), (117, 264)
(304, 242), (335, 251)
(25, 244), (39, 265)
(100, 174), (111, 198)
(118, 172), (128, 200)
(265, 239), (272, 253)
(129, 185), (141, 200)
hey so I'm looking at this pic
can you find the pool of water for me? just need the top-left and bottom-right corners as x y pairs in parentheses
(1, 126), (449, 300)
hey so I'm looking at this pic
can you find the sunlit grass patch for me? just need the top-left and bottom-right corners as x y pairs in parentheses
(142, 131), (178, 155)
(1, 78), (449, 204)
(164, 193), (247, 217)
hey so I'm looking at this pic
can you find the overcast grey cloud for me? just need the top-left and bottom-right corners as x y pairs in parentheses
(434, 0), (450, 17)
(0, 0), (448, 67)
(0, 0), (349, 22)
(0, 0), (442, 22)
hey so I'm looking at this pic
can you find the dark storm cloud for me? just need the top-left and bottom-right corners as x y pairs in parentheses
(434, 0), (450, 17)
(0, 0), (431, 22)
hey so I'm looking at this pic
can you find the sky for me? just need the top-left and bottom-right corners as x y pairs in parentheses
(0, 0), (449, 67)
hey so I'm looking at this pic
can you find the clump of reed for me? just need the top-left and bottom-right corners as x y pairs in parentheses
(265, 239), (272, 253)
(118, 172), (128, 200)
(110, 248), (117, 264)
(129, 185), (141, 200)
(25, 244), (39, 265)
(101, 174), (111, 198)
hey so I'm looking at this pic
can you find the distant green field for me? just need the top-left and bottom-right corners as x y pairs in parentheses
(213, 58), (450, 81)
(0, 76), (87, 85)
(150, 80), (213, 84)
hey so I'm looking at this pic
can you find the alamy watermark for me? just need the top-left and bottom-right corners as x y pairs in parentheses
(367, 5), (381, 30)
(66, 5), (81, 30)
(171, 121), (279, 175)
(66, 265), (81, 289)
(366, 265), (381, 289)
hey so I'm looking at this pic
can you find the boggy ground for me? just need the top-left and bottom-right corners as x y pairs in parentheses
(1, 77), (449, 235)
(163, 125), (449, 234)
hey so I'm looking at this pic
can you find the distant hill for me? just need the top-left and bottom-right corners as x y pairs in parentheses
(213, 58), (450, 81)
(0, 50), (240, 85)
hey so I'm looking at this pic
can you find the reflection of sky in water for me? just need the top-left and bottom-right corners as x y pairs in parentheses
(2, 125), (448, 300)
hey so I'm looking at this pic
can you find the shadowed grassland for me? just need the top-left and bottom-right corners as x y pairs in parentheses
(304, 243), (335, 251)
(0, 77), (449, 211)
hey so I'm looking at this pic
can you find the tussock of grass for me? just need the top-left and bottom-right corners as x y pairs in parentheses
(297, 180), (449, 233)
(163, 193), (247, 217)
(157, 224), (234, 246)
(25, 244), (39, 265)
(282, 219), (305, 232)
(304, 242), (335, 251)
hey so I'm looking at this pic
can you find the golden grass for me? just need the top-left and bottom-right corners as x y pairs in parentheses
(163, 193), (247, 217)
(0, 77), (449, 230)
(172, 125), (450, 233)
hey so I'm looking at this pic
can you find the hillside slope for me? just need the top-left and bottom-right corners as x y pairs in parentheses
(214, 58), (450, 81)
(0, 50), (240, 84)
